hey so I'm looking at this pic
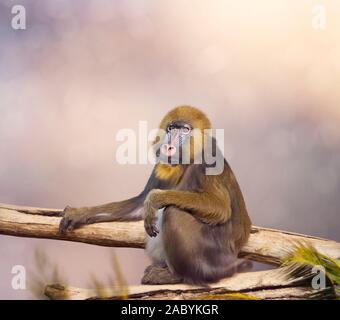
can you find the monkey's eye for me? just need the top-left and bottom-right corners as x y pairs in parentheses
(167, 124), (176, 132)
(181, 125), (191, 135)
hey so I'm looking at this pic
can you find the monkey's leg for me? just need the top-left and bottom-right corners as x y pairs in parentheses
(141, 265), (183, 285)
(162, 206), (240, 285)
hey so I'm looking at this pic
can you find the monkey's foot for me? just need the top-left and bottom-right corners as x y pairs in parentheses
(141, 265), (183, 285)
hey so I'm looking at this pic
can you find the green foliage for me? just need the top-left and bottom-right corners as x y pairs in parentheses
(29, 248), (68, 299)
(282, 243), (340, 300)
(196, 292), (259, 300)
(89, 251), (129, 300)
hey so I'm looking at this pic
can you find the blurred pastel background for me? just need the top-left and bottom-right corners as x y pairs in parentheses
(0, 0), (339, 299)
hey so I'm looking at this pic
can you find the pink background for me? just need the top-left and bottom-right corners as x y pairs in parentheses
(0, 1), (339, 299)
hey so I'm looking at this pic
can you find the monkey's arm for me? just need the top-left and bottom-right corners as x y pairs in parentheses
(144, 189), (231, 237)
(59, 196), (144, 234)
(59, 168), (165, 234)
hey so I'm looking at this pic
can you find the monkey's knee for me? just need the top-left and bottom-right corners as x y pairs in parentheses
(163, 207), (243, 284)
(141, 265), (183, 285)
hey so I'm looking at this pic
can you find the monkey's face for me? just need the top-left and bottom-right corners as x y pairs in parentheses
(156, 120), (193, 165)
(154, 106), (212, 165)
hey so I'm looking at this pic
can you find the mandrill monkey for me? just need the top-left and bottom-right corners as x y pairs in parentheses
(59, 106), (251, 285)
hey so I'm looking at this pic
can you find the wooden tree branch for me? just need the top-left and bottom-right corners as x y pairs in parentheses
(0, 203), (144, 248)
(44, 268), (317, 300)
(1, 203), (340, 266)
(1, 202), (339, 300)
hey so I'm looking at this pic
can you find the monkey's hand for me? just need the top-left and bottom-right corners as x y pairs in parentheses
(144, 192), (160, 237)
(59, 206), (92, 234)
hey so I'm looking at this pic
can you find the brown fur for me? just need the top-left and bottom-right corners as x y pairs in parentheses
(58, 105), (251, 285)
(159, 105), (211, 131)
